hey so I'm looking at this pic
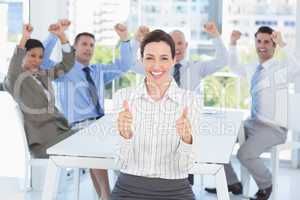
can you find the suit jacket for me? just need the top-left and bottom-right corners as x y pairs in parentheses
(4, 46), (75, 146)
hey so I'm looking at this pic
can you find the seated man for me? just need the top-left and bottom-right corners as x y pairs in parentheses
(205, 27), (300, 200)
(41, 21), (134, 200)
(4, 21), (75, 158)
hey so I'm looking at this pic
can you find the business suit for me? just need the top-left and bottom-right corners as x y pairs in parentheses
(0, 82), (4, 91)
(4, 46), (76, 158)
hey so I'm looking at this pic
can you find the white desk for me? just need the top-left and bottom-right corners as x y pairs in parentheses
(42, 111), (243, 200)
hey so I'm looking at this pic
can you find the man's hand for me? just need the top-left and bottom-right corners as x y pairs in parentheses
(58, 19), (71, 31)
(176, 107), (192, 144)
(48, 23), (68, 44)
(271, 31), (286, 48)
(114, 23), (129, 42)
(134, 25), (150, 42)
(230, 30), (241, 46)
(117, 100), (133, 139)
(203, 22), (220, 38)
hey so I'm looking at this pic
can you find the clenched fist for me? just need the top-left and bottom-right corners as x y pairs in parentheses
(230, 30), (241, 46)
(114, 23), (129, 42)
(22, 24), (33, 39)
(135, 25), (150, 42)
(203, 22), (220, 38)
(271, 31), (286, 48)
(58, 19), (71, 31)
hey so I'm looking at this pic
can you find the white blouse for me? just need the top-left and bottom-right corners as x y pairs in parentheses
(113, 79), (202, 179)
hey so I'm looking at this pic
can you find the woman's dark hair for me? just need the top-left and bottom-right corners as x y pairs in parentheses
(140, 29), (175, 59)
(25, 39), (44, 52)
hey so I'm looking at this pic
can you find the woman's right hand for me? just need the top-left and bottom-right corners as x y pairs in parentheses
(117, 100), (133, 139)
(22, 24), (33, 39)
(19, 24), (33, 48)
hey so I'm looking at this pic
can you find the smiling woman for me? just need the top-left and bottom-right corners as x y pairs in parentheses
(111, 30), (202, 200)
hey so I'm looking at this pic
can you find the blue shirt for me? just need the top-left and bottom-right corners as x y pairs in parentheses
(42, 34), (133, 124)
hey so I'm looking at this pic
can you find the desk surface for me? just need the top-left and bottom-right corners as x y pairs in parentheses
(47, 114), (119, 158)
(47, 111), (243, 164)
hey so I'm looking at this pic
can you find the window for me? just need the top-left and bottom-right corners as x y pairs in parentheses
(0, 0), (29, 82)
(67, 0), (223, 103)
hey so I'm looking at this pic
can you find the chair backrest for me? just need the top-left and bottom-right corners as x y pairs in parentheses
(288, 93), (300, 131)
(0, 92), (28, 177)
(14, 102), (32, 162)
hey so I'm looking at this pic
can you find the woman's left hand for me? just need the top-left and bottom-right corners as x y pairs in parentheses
(176, 107), (192, 144)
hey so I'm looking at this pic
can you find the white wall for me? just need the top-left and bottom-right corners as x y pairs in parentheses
(29, 0), (68, 40)
(295, 0), (300, 92)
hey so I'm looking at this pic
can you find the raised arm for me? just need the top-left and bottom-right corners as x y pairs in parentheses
(271, 31), (300, 80)
(41, 19), (71, 69)
(46, 21), (75, 80)
(5, 24), (32, 92)
(196, 22), (229, 78)
(228, 30), (247, 77)
(41, 33), (57, 69)
(101, 23), (135, 84)
(176, 93), (201, 173)
(127, 25), (150, 75)
(114, 90), (134, 169)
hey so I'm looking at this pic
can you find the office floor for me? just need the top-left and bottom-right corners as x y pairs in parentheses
(0, 158), (299, 200)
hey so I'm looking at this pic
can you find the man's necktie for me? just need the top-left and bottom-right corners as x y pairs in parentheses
(82, 67), (104, 116)
(250, 64), (264, 118)
(173, 63), (182, 86)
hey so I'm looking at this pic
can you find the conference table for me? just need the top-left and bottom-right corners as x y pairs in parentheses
(41, 110), (244, 200)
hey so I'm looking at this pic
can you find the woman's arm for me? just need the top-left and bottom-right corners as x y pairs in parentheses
(5, 24), (32, 93)
(176, 93), (201, 172)
(113, 89), (134, 169)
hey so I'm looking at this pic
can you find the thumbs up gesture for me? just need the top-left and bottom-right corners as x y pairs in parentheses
(176, 107), (192, 144)
(117, 100), (133, 139)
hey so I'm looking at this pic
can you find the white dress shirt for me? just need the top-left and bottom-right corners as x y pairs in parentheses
(130, 37), (229, 94)
(113, 79), (202, 179)
(229, 45), (300, 128)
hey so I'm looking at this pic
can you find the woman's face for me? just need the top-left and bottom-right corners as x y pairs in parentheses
(142, 41), (175, 87)
(22, 47), (44, 72)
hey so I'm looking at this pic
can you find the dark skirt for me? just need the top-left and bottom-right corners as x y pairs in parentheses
(111, 173), (195, 200)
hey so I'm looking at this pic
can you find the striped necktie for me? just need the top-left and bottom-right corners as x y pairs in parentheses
(82, 67), (104, 117)
(250, 64), (264, 118)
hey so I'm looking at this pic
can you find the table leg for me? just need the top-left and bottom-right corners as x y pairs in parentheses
(42, 157), (61, 200)
(215, 166), (230, 200)
(74, 168), (80, 200)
